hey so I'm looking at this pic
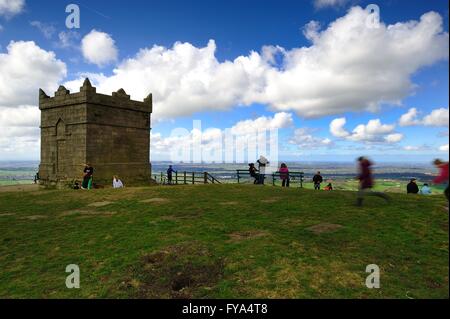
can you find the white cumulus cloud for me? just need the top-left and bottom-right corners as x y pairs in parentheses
(439, 144), (449, 152)
(65, 7), (449, 120)
(314, 0), (351, 9)
(0, 41), (65, 158)
(289, 128), (333, 149)
(399, 107), (449, 127)
(151, 112), (293, 158)
(81, 30), (118, 67)
(330, 118), (403, 144)
(0, 41), (67, 107)
(0, 0), (24, 17)
(0, 105), (40, 159)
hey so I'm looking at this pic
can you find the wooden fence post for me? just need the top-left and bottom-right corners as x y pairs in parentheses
(192, 172), (195, 184)
(204, 172), (208, 184)
(272, 173), (275, 186)
(237, 170), (240, 184)
(184, 171), (187, 184)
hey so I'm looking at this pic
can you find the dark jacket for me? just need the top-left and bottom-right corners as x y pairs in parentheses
(249, 165), (258, 177)
(407, 182), (419, 194)
(313, 174), (323, 184)
(358, 159), (374, 189)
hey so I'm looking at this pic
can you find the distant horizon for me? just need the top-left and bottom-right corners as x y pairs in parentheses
(0, 159), (442, 166)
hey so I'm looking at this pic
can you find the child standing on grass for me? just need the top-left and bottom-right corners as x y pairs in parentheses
(279, 163), (290, 187)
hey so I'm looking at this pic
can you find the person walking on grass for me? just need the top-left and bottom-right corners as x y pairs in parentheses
(279, 163), (290, 187)
(407, 178), (419, 194)
(313, 171), (323, 190)
(81, 163), (94, 190)
(433, 159), (449, 201)
(356, 157), (390, 207)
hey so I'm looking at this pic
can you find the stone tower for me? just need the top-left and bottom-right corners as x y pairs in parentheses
(39, 79), (152, 187)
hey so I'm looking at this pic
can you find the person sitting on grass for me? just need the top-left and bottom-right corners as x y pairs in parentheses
(313, 171), (323, 190)
(407, 178), (419, 194)
(113, 176), (124, 189)
(324, 183), (333, 191)
(433, 159), (449, 202)
(81, 163), (94, 190)
(279, 163), (290, 187)
(420, 183), (432, 195)
(249, 163), (259, 184)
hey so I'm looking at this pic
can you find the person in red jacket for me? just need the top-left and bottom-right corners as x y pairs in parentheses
(356, 157), (390, 207)
(433, 159), (449, 201)
(279, 163), (290, 187)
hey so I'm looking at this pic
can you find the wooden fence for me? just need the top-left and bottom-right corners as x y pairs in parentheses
(154, 171), (221, 185)
(236, 170), (304, 187)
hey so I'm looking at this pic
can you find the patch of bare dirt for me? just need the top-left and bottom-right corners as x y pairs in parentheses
(425, 278), (444, 289)
(219, 201), (239, 206)
(22, 215), (47, 220)
(0, 213), (15, 217)
(228, 230), (269, 242)
(260, 198), (280, 204)
(0, 184), (40, 193)
(306, 223), (343, 234)
(88, 201), (114, 207)
(281, 218), (303, 226)
(60, 210), (117, 217)
(140, 198), (169, 204)
(123, 243), (223, 299)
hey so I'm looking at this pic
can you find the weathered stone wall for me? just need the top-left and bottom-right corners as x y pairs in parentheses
(86, 103), (151, 184)
(39, 79), (152, 187)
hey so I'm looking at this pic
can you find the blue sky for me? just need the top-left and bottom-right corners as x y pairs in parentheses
(0, 0), (448, 162)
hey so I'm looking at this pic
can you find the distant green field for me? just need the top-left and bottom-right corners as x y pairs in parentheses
(236, 177), (446, 195)
(0, 180), (34, 186)
(0, 184), (448, 298)
(0, 169), (35, 186)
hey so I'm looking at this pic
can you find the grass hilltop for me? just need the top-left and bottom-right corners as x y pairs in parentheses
(0, 184), (448, 298)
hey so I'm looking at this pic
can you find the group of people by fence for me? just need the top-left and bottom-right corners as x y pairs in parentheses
(245, 155), (448, 207)
(75, 156), (449, 206)
(248, 156), (270, 185)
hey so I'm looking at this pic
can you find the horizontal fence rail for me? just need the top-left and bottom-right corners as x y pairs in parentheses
(153, 170), (304, 187)
(154, 171), (221, 185)
(236, 170), (304, 187)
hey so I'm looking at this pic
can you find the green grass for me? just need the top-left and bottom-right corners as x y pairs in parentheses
(0, 184), (448, 299)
